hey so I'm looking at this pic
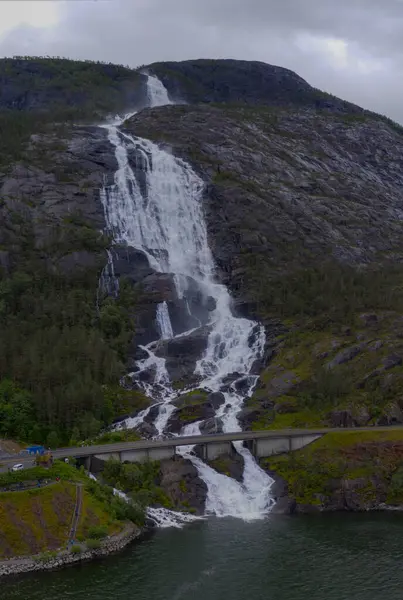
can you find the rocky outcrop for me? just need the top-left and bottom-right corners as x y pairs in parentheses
(0, 125), (115, 271)
(167, 390), (216, 434)
(153, 326), (212, 386)
(159, 456), (207, 514)
(207, 452), (245, 483)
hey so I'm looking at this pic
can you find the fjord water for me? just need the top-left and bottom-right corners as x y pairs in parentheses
(3, 514), (403, 600)
(100, 74), (273, 519)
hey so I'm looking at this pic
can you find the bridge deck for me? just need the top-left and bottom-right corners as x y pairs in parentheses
(2, 426), (403, 466)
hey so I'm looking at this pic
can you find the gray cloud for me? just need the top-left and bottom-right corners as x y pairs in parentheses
(0, 0), (402, 122)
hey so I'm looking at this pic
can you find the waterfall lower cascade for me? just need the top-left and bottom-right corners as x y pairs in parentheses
(100, 74), (274, 522)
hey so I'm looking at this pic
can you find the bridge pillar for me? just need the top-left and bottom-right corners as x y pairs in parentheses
(206, 441), (233, 461)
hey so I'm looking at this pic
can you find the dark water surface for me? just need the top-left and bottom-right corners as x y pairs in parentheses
(3, 513), (403, 600)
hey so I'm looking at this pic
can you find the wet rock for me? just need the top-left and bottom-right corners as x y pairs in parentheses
(234, 376), (254, 394)
(206, 392), (226, 409)
(159, 456), (207, 514)
(325, 345), (363, 370)
(135, 421), (158, 439)
(143, 404), (161, 424)
(199, 417), (224, 435)
(154, 326), (212, 386)
(112, 246), (155, 284)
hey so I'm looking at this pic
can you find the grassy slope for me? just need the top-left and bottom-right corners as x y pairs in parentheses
(0, 462), (130, 559)
(0, 482), (123, 559)
(263, 430), (403, 508)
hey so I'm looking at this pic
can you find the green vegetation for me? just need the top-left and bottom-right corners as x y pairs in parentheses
(0, 264), (145, 444)
(0, 481), (76, 558)
(85, 538), (101, 550)
(0, 461), (143, 559)
(247, 308), (403, 430)
(103, 458), (173, 510)
(264, 430), (403, 508)
(0, 56), (143, 165)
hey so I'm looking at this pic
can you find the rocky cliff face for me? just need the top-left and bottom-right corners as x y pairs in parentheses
(124, 103), (403, 308)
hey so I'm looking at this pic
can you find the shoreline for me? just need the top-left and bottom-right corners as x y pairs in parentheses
(0, 522), (149, 579)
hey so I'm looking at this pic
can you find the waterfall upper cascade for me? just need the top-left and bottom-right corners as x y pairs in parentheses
(100, 74), (274, 521)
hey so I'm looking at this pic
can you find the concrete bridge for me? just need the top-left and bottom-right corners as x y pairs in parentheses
(2, 427), (403, 472)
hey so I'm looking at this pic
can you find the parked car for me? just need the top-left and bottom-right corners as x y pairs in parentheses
(11, 463), (24, 472)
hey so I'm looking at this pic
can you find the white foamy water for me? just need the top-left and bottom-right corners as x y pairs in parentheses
(156, 301), (174, 340)
(100, 74), (274, 521)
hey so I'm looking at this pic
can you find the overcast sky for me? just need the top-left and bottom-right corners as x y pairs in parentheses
(0, 0), (402, 122)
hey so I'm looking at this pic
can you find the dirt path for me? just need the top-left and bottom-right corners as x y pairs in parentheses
(68, 484), (83, 543)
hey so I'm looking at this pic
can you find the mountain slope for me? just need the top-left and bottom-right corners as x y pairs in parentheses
(123, 101), (403, 430)
(1, 56), (403, 444)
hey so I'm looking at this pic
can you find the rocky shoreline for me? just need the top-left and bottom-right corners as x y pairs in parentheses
(0, 523), (146, 579)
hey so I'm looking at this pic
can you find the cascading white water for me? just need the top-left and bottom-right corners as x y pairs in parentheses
(156, 301), (174, 340)
(100, 74), (274, 521)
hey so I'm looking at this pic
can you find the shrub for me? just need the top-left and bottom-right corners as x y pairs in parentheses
(70, 544), (82, 554)
(86, 538), (101, 550)
(87, 525), (108, 540)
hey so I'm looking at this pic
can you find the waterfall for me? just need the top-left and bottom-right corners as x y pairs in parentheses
(100, 75), (274, 521)
(156, 301), (174, 340)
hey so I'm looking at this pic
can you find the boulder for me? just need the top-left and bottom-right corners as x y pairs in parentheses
(199, 417), (224, 435)
(135, 421), (158, 439)
(167, 400), (216, 434)
(206, 392), (226, 409)
(325, 345), (363, 370)
(155, 326), (212, 386)
(111, 245), (155, 284)
(143, 404), (162, 424)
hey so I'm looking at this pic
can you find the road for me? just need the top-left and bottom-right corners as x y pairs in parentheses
(1, 426), (403, 470)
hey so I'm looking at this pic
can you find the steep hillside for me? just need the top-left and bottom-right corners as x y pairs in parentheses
(1, 56), (403, 448)
(124, 103), (403, 428)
